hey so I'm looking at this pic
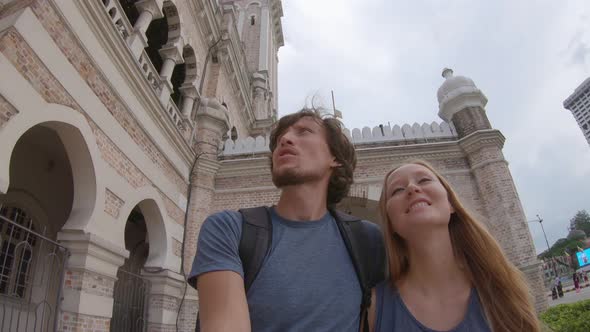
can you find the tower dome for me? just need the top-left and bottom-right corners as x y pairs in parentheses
(437, 68), (488, 122)
(437, 68), (477, 103)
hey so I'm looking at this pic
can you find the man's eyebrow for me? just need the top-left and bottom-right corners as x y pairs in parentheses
(294, 121), (319, 130)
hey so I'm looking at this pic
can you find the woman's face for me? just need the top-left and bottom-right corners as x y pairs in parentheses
(384, 164), (454, 239)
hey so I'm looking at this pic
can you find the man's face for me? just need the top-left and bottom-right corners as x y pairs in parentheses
(271, 117), (339, 187)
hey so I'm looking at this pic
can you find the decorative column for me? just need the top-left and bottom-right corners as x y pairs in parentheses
(258, 5), (270, 72)
(252, 72), (268, 121)
(179, 84), (198, 118)
(437, 68), (548, 313)
(158, 44), (184, 105)
(178, 97), (229, 331)
(179, 83), (198, 140)
(127, 0), (163, 59)
(56, 230), (128, 332)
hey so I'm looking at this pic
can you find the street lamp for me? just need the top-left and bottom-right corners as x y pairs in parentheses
(528, 215), (557, 277)
(529, 215), (551, 253)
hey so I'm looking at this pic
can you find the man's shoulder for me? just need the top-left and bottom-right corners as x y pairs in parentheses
(207, 209), (243, 222)
(201, 210), (244, 233)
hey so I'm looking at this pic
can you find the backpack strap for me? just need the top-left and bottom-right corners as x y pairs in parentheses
(238, 206), (273, 293)
(331, 209), (386, 332)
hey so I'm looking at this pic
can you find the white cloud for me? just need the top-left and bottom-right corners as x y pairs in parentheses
(277, 0), (590, 253)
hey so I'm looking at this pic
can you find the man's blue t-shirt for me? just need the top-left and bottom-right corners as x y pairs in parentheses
(189, 207), (367, 331)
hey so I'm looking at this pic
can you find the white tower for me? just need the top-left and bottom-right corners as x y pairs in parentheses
(231, 0), (284, 132)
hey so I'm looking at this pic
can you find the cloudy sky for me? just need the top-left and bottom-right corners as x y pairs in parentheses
(276, 0), (590, 254)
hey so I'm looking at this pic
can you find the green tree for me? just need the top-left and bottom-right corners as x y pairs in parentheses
(538, 238), (584, 261)
(570, 210), (590, 236)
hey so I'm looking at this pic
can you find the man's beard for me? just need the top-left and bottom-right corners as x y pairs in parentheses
(272, 168), (320, 188)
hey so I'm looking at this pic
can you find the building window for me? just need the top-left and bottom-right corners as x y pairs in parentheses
(231, 126), (238, 141)
(0, 206), (36, 298)
(250, 15), (256, 25)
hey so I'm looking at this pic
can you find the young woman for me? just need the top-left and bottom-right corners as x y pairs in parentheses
(369, 160), (539, 332)
(573, 273), (580, 293)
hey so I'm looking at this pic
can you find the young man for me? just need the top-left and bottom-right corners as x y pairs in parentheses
(189, 109), (383, 331)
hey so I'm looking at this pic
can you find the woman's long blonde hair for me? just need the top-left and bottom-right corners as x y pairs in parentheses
(379, 160), (539, 332)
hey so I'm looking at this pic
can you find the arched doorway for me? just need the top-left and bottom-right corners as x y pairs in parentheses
(110, 206), (151, 332)
(0, 124), (77, 331)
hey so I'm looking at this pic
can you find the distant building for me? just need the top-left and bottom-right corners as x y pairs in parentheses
(564, 77), (590, 147)
(541, 256), (574, 287)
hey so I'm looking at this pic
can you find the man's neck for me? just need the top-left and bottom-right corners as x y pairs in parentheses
(400, 228), (470, 298)
(275, 181), (329, 221)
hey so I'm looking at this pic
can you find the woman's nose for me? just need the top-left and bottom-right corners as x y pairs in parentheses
(406, 183), (421, 195)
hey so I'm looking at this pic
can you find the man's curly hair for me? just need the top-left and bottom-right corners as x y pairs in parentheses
(269, 108), (357, 207)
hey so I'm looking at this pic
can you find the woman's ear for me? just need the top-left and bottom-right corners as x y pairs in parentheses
(331, 158), (342, 168)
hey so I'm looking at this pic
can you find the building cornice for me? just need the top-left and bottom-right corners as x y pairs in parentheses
(457, 129), (506, 154)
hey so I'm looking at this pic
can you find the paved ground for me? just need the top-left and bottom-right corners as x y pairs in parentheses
(548, 285), (590, 307)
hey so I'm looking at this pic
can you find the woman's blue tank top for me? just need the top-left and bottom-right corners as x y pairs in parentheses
(374, 282), (492, 332)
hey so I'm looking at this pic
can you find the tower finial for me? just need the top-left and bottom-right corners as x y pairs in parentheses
(442, 68), (454, 79)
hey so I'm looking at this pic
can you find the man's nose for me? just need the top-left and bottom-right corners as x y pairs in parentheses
(279, 131), (294, 146)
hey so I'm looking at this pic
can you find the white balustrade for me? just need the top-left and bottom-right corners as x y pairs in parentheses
(166, 97), (184, 129)
(100, 0), (133, 39)
(138, 50), (162, 93)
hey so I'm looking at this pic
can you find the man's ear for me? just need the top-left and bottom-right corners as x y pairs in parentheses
(331, 158), (342, 168)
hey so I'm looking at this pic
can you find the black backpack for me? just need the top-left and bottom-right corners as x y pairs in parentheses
(195, 206), (386, 332)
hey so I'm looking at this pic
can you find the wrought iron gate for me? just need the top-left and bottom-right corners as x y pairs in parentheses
(110, 269), (151, 332)
(0, 205), (69, 332)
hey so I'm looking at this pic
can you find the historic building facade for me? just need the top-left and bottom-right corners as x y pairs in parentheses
(0, 0), (545, 331)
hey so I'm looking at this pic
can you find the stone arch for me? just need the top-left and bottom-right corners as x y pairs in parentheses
(182, 45), (198, 84)
(247, 1), (262, 7)
(117, 187), (169, 269)
(0, 104), (102, 233)
(111, 195), (166, 332)
(162, 1), (182, 44)
(169, 45), (197, 106)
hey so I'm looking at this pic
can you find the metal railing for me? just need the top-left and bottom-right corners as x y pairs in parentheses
(110, 269), (151, 332)
(0, 205), (69, 332)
